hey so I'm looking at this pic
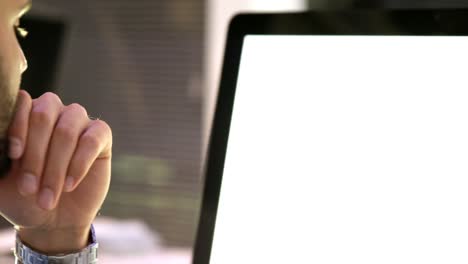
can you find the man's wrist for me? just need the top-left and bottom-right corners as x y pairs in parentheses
(15, 225), (91, 255)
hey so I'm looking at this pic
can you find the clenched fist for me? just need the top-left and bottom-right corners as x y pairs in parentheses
(0, 90), (112, 254)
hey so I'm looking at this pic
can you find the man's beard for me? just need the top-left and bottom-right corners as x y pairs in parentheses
(0, 72), (18, 178)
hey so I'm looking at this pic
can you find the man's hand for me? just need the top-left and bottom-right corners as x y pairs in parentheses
(0, 90), (112, 254)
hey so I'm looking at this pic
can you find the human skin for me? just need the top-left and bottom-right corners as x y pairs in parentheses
(0, 0), (113, 256)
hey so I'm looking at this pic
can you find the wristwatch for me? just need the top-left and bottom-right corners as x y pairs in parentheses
(14, 225), (99, 264)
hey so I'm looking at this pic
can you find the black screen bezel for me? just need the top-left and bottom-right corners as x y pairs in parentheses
(193, 10), (468, 264)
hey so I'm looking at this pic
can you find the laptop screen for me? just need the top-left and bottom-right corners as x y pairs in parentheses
(209, 35), (468, 263)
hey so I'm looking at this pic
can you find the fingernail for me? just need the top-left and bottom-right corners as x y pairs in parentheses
(8, 138), (22, 159)
(64, 177), (75, 192)
(38, 188), (55, 210)
(19, 173), (38, 195)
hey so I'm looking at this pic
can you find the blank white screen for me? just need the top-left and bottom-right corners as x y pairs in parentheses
(209, 35), (468, 264)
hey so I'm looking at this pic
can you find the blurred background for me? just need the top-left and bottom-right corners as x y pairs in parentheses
(0, 0), (465, 263)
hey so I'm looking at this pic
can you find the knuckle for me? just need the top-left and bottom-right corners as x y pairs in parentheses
(81, 133), (101, 149)
(20, 90), (32, 102)
(31, 108), (53, 125)
(95, 120), (112, 136)
(33, 92), (63, 114)
(55, 124), (76, 140)
(67, 103), (88, 117)
(40, 92), (61, 104)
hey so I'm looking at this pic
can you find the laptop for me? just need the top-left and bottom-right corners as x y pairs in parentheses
(194, 10), (468, 264)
